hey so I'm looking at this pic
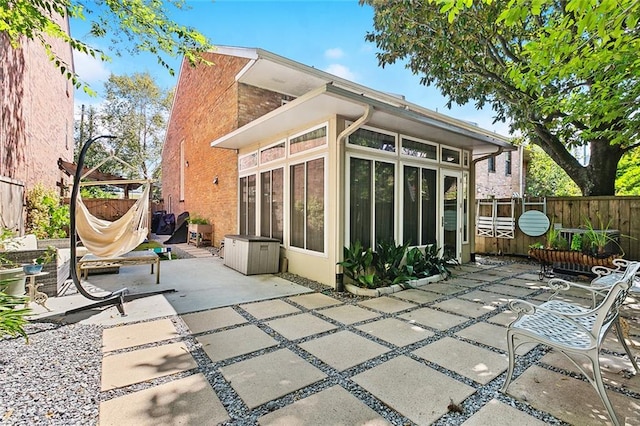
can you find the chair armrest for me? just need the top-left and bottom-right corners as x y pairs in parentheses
(547, 278), (603, 294)
(508, 298), (598, 318)
(592, 265), (617, 277)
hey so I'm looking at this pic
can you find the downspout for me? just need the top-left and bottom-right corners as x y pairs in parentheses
(472, 146), (504, 165)
(334, 104), (374, 290)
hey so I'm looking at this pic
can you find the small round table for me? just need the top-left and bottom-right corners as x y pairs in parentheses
(25, 272), (50, 311)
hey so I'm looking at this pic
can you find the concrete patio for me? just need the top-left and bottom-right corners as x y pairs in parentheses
(26, 253), (640, 425)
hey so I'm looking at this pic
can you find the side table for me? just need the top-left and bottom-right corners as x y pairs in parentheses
(25, 271), (50, 311)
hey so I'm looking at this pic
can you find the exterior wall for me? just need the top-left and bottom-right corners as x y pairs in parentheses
(162, 54), (294, 247)
(475, 148), (523, 199)
(0, 18), (74, 197)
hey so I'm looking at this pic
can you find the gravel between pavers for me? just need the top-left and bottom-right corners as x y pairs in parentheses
(0, 256), (596, 425)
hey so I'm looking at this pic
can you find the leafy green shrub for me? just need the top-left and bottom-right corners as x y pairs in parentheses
(0, 292), (30, 343)
(373, 240), (411, 286)
(570, 234), (582, 252)
(187, 214), (209, 224)
(26, 184), (69, 238)
(337, 241), (377, 288)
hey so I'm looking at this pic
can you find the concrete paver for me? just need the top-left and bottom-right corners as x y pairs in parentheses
(287, 292), (342, 309)
(455, 322), (536, 354)
(358, 296), (417, 313)
(101, 342), (197, 391)
(413, 337), (507, 384)
(240, 299), (301, 320)
(353, 355), (475, 425)
(461, 399), (547, 426)
(399, 307), (469, 331)
(266, 312), (336, 340)
(447, 277), (486, 288)
(458, 289), (512, 306)
(481, 283), (538, 298)
(485, 310), (518, 326)
(507, 365), (640, 425)
(102, 318), (178, 352)
(419, 282), (467, 295)
(197, 324), (278, 362)
(180, 306), (247, 334)
(299, 330), (390, 371)
(356, 318), (433, 347)
(393, 288), (442, 304)
(434, 298), (497, 318)
(99, 373), (229, 426)
(316, 304), (381, 325)
(220, 348), (326, 409)
(258, 385), (391, 425)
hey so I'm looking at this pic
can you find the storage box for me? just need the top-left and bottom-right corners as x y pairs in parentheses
(224, 235), (280, 275)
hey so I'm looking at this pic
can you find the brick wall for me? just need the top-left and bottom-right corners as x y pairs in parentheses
(162, 52), (294, 246)
(0, 17), (74, 196)
(475, 149), (523, 199)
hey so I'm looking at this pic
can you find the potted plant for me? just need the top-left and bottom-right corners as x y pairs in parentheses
(23, 245), (56, 275)
(187, 214), (212, 246)
(0, 228), (27, 297)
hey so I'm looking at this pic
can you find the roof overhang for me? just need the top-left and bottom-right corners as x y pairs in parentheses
(211, 83), (513, 152)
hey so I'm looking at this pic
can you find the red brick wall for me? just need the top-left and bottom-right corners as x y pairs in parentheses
(0, 17), (74, 196)
(475, 149), (523, 199)
(162, 52), (294, 246)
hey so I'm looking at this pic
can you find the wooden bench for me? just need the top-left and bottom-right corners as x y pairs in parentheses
(77, 251), (160, 284)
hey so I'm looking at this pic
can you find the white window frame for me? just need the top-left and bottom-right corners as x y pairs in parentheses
(258, 166), (285, 243)
(399, 160), (439, 247)
(399, 134), (439, 163)
(440, 145), (462, 166)
(288, 122), (328, 158)
(238, 151), (258, 172)
(259, 139), (286, 166)
(346, 124), (398, 157)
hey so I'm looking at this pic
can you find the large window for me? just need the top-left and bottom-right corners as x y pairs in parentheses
(348, 127), (396, 153)
(290, 125), (327, 155)
(349, 157), (395, 248)
(260, 168), (284, 242)
(505, 151), (512, 176)
(402, 166), (437, 246)
(291, 158), (325, 252)
(239, 175), (256, 235)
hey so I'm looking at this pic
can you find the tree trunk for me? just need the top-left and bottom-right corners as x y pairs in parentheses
(533, 125), (623, 196)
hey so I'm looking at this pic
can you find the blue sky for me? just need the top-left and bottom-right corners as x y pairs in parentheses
(71, 0), (510, 136)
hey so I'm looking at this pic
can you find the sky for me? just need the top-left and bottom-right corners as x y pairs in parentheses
(70, 0), (511, 136)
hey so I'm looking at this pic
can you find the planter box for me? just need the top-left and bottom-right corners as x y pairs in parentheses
(188, 224), (213, 247)
(528, 248), (619, 268)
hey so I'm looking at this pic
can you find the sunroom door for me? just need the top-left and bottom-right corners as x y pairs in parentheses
(440, 171), (461, 261)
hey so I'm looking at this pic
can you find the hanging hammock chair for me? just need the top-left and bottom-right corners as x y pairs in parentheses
(75, 184), (150, 258)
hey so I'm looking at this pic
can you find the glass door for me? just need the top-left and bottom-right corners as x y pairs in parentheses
(441, 171), (461, 261)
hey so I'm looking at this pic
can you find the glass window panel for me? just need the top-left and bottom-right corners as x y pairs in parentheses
(260, 171), (271, 238)
(488, 156), (496, 172)
(349, 128), (396, 152)
(403, 166), (419, 245)
(505, 151), (512, 175)
(401, 138), (437, 160)
(247, 175), (256, 235)
(240, 177), (248, 235)
(462, 172), (469, 243)
(421, 169), (437, 245)
(290, 164), (305, 248)
(272, 168), (284, 242)
(441, 147), (460, 165)
(375, 161), (395, 244)
(260, 142), (285, 164)
(290, 126), (327, 155)
(350, 158), (372, 249)
(239, 152), (258, 170)
(306, 158), (324, 252)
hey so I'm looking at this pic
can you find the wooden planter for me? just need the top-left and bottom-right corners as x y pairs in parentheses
(528, 248), (619, 268)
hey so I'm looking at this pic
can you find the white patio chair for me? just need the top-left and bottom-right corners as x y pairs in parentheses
(501, 261), (640, 426)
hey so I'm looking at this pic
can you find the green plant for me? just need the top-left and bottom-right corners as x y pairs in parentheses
(187, 214), (209, 225)
(581, 213), (631, 256)
(0, 292), (30, 343)
(529, 241), (544, 249)
(337, 241), (377, 288)
(26, 184), (69, 239)
(423, 244), (457, 278)
(545, 224), (568, 250)
(34, 246), (57, 265)
(570, 234), (582, 252)
(0, 228), (19, 269)
(373, 240), (411, 286)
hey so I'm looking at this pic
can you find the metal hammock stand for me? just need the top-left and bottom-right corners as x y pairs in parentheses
(66, 135), (175, 316)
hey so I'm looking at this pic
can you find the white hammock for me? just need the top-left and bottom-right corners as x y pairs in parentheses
(75, 185), (150, 258)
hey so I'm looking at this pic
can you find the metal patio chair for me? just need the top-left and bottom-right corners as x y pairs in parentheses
(501, 261), (640, 426)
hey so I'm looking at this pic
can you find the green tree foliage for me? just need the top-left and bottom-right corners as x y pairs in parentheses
(363, 0), (640, 196)
(0, 0), (212, 94)
(525, 145), (580, 197)
(616, 148), (640, 195)
(100, 72), (172, 180)
(26, 184), (70, 238)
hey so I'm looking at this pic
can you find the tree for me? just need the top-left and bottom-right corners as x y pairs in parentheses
(363, 0), (640, 195)
(616, 148), (640, 195)
(1, 0), (212, 94)
(525, 145), (580, 197)
(100, 72), (172, 180)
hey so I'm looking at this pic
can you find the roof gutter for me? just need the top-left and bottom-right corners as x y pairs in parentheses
(335, 104), (374, 284)
(472, 146), (504, 165)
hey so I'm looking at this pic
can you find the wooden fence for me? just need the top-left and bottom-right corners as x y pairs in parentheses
(63, 199), (164, 221)
(475, 196), (640, 261)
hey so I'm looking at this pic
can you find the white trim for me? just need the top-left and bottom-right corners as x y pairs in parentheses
(440, 170), (462, 262)
(259, 139), (287, 165)
(238, 151), (258, 172)
(398, 161), (439, 246)
(440, 145), (462, 166)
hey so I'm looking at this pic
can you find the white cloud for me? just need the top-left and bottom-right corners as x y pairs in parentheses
(324, 64), (357, 82)
(73, 50), (111, 85)
(324, 47), (345, 59)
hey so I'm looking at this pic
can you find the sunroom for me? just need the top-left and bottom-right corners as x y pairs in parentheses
(211, 83), (513, 288)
